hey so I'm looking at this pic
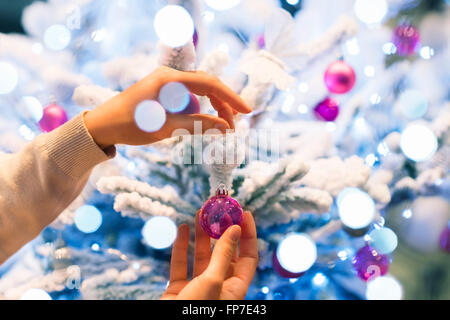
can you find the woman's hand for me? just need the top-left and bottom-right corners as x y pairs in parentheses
(161, 210), (258, 300)
(84, 66), (251, 149)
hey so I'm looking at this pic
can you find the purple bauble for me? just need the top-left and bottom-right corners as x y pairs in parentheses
(392, 24), (420, 56)
(200, 189), (243, 239)
(439, 226), (450, 253)
(174, 93), (200, 114)
(257, 34), (265, 49)
(193, 29), (199, 48)
(314, 97), (339, 121)
(324, 61), (356, 94)
(39, 103), (68, 132)
(352, 245), (389, 282)
(272, 250), (305, 279)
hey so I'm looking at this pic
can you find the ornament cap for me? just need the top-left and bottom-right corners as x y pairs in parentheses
(216, 183), (228, 196)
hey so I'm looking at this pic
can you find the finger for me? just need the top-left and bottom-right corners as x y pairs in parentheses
(194, 210), (212, 277)
(233, 212), (258, 286)
(178, 71), (252, 114)
(209, 96), (235, 130)
(169, 224), (190, 282)
(205, 225), (241, 281)
(156, 113), (230, 141)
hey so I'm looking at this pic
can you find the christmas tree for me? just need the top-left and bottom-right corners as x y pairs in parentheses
(0, 0), (448, 300)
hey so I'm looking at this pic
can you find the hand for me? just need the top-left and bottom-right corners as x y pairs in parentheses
(84, 66), (251, 149)
(161, 211), (258, 300)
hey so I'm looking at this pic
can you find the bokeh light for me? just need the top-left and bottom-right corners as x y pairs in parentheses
(337, 188), (375, 230)
(22, 96), (43, 122)
(153, 5), (194, 47)
(369, 227), (398, 254)
(396, 89), (428, 119)
(366, 275), (403, 300)
(43, 24), (71, 50)
(354, 0), (388, 25)
(158, 82), (190, 113)
(276, 233), (317, 273)
(74, 205), (102, 233)
(0, 62), (19, 95)
(142, 216), (177, 249)
(205, 0), (241, 11)
(20, 289), (52, 300)
(134, 100), (167, 132)
(400, 123), (437, 162)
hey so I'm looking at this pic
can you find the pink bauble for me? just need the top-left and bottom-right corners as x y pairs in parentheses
(193, 29), (199, 48)
(257, 34), (265, 49)
(314, 97), (339, 121)
(200, 189), (243, 239)
(324, 61), (356, 94)
(174, 93), (200, 114)
(39, 103), (68, 132)
(352, 245), (389, 282)
(439, 226), (449, 253)
(392, 24), (420, 56)
(272, 249), (305, 279)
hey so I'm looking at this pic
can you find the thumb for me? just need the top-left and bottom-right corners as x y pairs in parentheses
(205, 225), (241, 281)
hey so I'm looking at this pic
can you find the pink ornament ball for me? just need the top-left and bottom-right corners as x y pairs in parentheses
(257, 34), (265, 49)
(314, 97), (339, 122)
(174, 93), (200, 114)
(439, 226), (449, 253)
(352, 245), (389, 282)
(324, 61), (356, 94)
(200, 192), (243, 239)
(193, 29), (199, 48)
(392, 24), (420, 57)
(39, 103), (68, 132)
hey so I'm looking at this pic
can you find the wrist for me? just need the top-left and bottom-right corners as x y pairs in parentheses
(83, 109), (116, 150)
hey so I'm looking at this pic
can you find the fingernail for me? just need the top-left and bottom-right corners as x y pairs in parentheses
(214, 123), (227, 133)
(228, 225), (241, 242)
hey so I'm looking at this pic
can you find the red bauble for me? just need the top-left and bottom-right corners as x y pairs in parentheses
(39, 103), (68, 132)
(314, 97), (339, 121)
(324, 61), (356, 94)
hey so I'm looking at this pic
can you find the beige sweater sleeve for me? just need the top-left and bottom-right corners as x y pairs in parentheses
(0, 112), (115, 264)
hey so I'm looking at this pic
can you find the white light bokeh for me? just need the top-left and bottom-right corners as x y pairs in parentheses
(382, 42), (397, 55)
(158, 82), (190, 113)
(142, 216), (177, 249)
(74, 205), (102, 233)
(396, 89), (428, 119)
(205, 0), (240, 11)
(419, 46), (434, 60)
(366, 275), (403, 300)
(276, 233), (317, 273)
(0, 62), (19, 94)
(20, 289), (52, 300)
(345, 38), (360, 55)
(153, 5), (194, 47)
(312, 272), (328, 287)
(261, 286), (269, 294)
(400, 123), (437, 162)
(44, 24), (71, 50)
(22, 96), (43, 122)
(369, 227), (398, 254)
(134, 100), (166, 132)
(337, 188), (375, 230)
(354, 0), (388, 25)
(364, 65), (375, 77)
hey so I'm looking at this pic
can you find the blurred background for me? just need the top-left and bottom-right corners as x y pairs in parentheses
(0, 0), (448, 300)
